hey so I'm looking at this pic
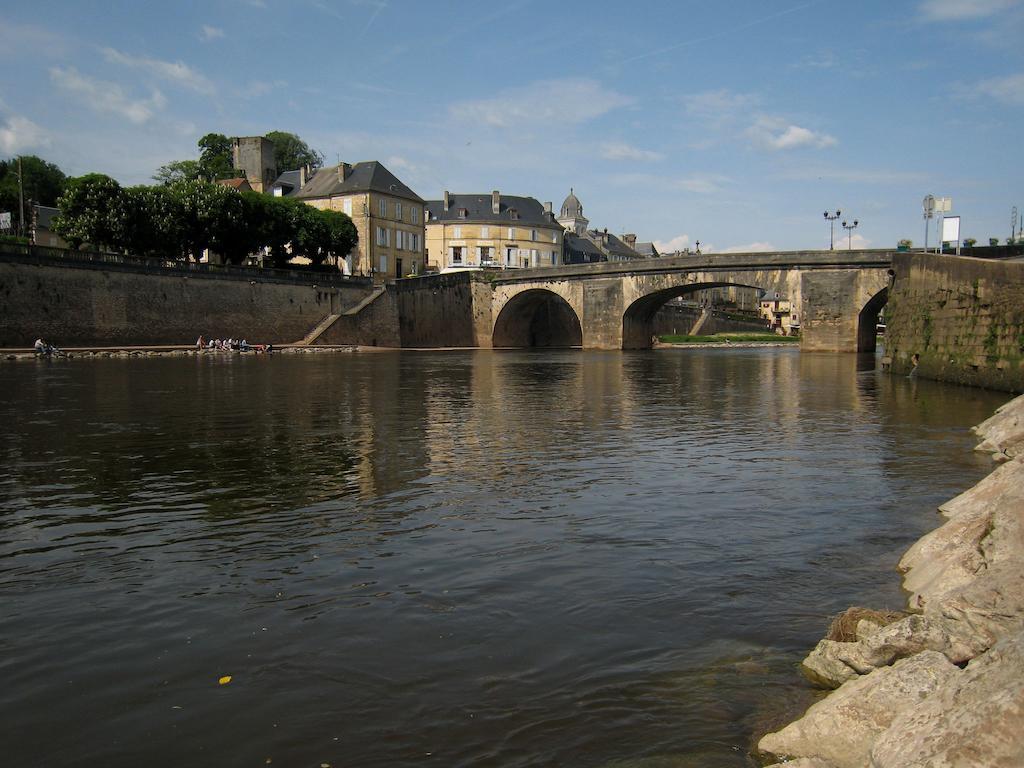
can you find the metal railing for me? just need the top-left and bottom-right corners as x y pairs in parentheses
(0, 242), (372, 287)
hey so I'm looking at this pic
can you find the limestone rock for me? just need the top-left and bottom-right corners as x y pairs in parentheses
(801, 615), (956, 688)
(900, 458), (1024, 610)
(758, 651), (959, 768)
(765, 760), (837, 768)
(870, 631), (1024, 768)
(974, 394), (1024, 461)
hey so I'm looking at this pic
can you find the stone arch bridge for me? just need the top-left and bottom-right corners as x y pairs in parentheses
(480, 250), (893, 351)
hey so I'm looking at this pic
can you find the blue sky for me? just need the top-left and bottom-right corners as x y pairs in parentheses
(1, 0), (1022, 252)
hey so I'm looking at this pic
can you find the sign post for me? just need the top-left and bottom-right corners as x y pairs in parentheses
(942, 215), (961, 256)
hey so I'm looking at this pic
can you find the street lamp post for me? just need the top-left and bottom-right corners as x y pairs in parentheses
(842, 219), (859, 250)
(824, 210), (841, 250)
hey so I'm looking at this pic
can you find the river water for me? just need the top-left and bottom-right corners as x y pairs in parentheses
(0, 349), (1006, 767)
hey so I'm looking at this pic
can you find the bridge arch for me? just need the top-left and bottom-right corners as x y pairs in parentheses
(492, 288), (583, 348)
(857, 287), (888, 353)
(621, 280), (770, 349)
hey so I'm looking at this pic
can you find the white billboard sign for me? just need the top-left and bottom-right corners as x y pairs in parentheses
(935, 197), (953, 213)
(942, 216), (960, 243)
(0, 211), (11, 229)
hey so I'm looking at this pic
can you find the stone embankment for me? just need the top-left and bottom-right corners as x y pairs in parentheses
(2, 345), (361, 361)
(758, 394), (1024, 767)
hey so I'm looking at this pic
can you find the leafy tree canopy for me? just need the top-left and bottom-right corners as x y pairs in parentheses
(266, 131), (324, 173)
(197, 133), (237, 181)
(52, 173), (127, 250)
(0, 156), (68, 234)
(153, 159), (202, 186)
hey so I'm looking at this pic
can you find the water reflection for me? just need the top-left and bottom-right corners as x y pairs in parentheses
(0, 350), (1006, 768)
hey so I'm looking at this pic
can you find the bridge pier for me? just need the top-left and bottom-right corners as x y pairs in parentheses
(799, 270), (891, 352)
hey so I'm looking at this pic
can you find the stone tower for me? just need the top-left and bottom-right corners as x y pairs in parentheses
(557, 188), (589, 236)
(231, 136), (276, 193)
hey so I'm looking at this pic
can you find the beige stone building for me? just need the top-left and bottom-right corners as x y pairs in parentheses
(759, 293), (798, 334)
(295, 162), (425, 281)
(424, 191), (562, 271)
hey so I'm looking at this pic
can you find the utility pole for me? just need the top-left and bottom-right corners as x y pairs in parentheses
(17, 156), (25, 239)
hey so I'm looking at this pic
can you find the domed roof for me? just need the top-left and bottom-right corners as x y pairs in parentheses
(560, 188), (583, 219)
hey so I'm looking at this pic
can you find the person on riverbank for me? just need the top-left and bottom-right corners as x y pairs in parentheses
(196, 335), (205, 350)
(33, 338), (60, 356)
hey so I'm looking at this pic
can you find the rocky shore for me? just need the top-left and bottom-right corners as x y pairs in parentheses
(757, 394), (1024, 767)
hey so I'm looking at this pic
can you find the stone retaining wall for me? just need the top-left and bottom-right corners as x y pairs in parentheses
(884, 252), (1024, 392)
(0, 257), (372, 347)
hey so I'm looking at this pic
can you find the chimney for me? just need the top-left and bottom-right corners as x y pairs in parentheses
(337, 163), (347, 182)
(603, 227), (609, 244)
(543, 201), (552, 214)
(622, 233), (637, 248)
(299, 165), (308, 188)
(443, 190), (450, 212)
(492, 190), (500, 215)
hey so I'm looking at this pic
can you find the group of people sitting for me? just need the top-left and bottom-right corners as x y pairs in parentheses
(195, 336), (273, 354)
(33, 338), (63, 356)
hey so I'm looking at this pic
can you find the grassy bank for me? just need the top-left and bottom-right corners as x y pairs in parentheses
(657, 333), (799, 344)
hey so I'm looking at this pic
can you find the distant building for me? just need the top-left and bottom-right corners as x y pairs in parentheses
(555, 189), (643, 262)
(231, 136), (276, 193)
(268, 168), (309, 197)
(424, 191), (562, 271)
(295, 161), (425, 280)
(563, 232), (606, 264)
(31, 205), (67, 248)
(759, 293), (797, 335)
(215, 177), (253, 192)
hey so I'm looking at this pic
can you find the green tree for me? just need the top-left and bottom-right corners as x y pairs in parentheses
(266, 131), (324, 173)
(990, 237), (1000, 246)
(0, 155), (67, 234)
(153, 159), (202, 186)
(170, 179), (242, 261)
(241, 192), (294, 266)
(197, 133), (238, 181)
(121, 185), (184, 258)
(52, 174), (128, 250)
(963, 238), (977, 248)
(320, 208), (358, 267)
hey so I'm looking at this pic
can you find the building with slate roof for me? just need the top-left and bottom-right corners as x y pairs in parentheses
(295, 161), (425, 281)
(555, 189), (643, 263)
(268, 168), (308, 198)
(424, 191), (563, 271)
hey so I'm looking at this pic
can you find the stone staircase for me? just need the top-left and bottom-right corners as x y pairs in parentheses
(687, 307), (712, 336)
(295, 286), (385, 346)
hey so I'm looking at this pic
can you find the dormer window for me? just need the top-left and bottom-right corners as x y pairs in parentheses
(508, 208), (519, 220)
(457, 208), (468, 219)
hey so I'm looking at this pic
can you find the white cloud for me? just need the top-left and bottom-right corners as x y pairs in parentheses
(101, 48), (215, 94)
(719, 241), (777, 253)
(449, 78), (631, 128)
(199, 25), (225, 42)
(973, 72), (1024, 104)
(746, 115), (837, 151)
(654, 234), (691, 253)
(50, 67), (165, 124)
(823, 232), (872, 250)
(919, 0), (1019, 21)
(684, 89), (759, 123)
(238, 79), (288, 99)
(675, 174), (731, 194)
(600, 142), (663, 162)
(778, 167), (928, 184)
(0, 113), (50, 154)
